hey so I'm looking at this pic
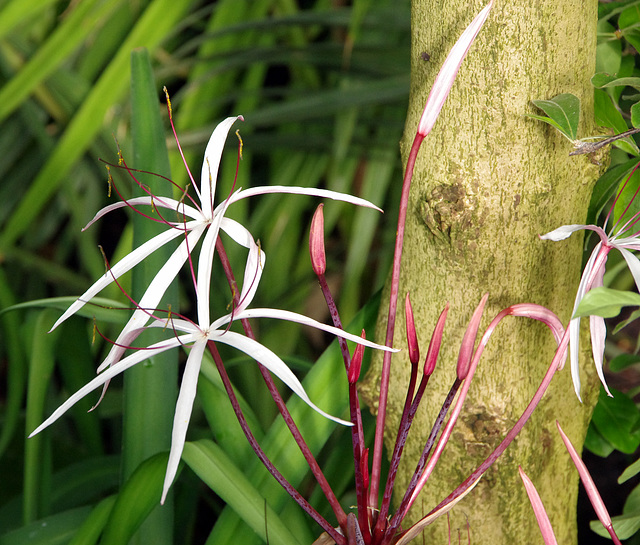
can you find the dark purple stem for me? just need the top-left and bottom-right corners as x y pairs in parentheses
(207, 340), (346, 545)
(386, 379), (461, 541)
(215, 238), (348, 529)
(370, 132), (425, 507)
(372, 357), (419, 540)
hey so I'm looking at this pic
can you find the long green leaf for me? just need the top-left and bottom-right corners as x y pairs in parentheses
(183, 440), (301, 545)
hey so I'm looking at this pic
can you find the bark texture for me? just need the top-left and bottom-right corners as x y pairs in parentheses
(362, 1), (602, 544)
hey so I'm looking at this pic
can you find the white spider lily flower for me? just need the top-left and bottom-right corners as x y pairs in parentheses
(30, 280), (397, 504)
(49, 116), (382, 361)
(541, 221), (640, 400)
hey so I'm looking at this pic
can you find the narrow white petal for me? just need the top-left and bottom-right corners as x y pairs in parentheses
(618, 247), (640, 293)
(161, 338), (207, 504)
(211, 330), (352, 426)
(589, 314), (612, 396)
(29, 335), (191, 437)
(49, 226), (193, 332)
(222, 308), (398, 353)
(540, 224), (605, 242)
(200, 116), (243, 213)
(569, 317), (582, 401)
(231, 186), (383, 212)
(99, 226), (206, 367)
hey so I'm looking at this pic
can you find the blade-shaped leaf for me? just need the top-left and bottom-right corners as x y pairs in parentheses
(573, 287), (640, 319)
(530, 93), (580, 141)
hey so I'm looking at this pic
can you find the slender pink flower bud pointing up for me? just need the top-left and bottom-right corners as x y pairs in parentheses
(309, 203), (326, 276)
(405, 293), (420, 366)
(417, 1), (493, 137)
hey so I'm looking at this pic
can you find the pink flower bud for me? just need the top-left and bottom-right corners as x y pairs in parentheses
(405, 293), (420, 366)
(348, 331), (366, 384)
(309, 204), (326, 276)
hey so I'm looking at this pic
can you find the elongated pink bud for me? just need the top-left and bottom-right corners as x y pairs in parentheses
(519, 466), (559, 545)
(556, 421), (621, 544)
(348, 331), (366, 384)
(456, 293), (488, 379)
(417, 1), (493, 137)
(424, 303), (449, 376)
(360, 447), (370, 493)
(405, 293), (420, 366)
(309, 204), (326, 276)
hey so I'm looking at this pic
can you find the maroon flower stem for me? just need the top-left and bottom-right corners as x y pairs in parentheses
(386, 378), (461, 541)
(372, 359), (420, 540)
(317, 273), (352, 373)
(207, 340), (346, 545)
(369, 131), (425, 507)
(215, 238), (348, 529)
(422, 326), (569, 524)
(317, 272), (369, 533)
(349, 378), (371, 543)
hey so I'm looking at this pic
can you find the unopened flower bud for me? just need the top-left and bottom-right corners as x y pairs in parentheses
(424, 303), (448, 376)
(348, 331), (366, 384)
(405, 293), (420, 366)
(456, 293), (488, 380)
(309, 204), (326, 276)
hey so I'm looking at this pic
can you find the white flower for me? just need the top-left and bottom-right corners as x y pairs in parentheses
(31, 226), (396, 503)
(541, 221), (640, 399)
(50, 116), (382, 366)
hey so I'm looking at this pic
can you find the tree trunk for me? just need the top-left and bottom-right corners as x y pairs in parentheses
(362, 1), (602, 543)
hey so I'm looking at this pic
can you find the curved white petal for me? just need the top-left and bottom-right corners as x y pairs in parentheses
(29, 334), (192, 437)
(100, 226), (206, 368)
(162, 338), (207, 504)
(568, 317), (582, 401)
(540, 224), (606, 242)
(210, 330), (352, 426)
(220, 308), (398, 353)
(231, 186), (383, 213)
(589, 314), (611, 396)
(618, 247), (640, 293)
(83, 197), (202, 231)
(49, 226), (194, 332)
(200, 116), (243, 213)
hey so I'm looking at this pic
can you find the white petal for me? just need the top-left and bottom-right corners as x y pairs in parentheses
(29, 335), (191, 437)
(569, 317), (582, 401)
(211, 330), (352, 426)
(618, 247), (640, 293)
(231, 186), (383, 212)
(589, 314), (612, 396)
(200, 116), (243, 213)
(99, 226), (206, 369)
(222, 308), (398, 353)
(161, 338), (207, 504)
(49, 226), (193, 332)
(540, 224), (605, 242)
(83, 197), (202, 231)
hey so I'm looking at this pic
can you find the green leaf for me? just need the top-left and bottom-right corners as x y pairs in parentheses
(182, 440), (301, 545)
(0, 507), (92, 545)
(573, 287), (640, 319)
(620, 458), (640, 484)
(530, 93), (580, 141)
(596, 19), (621, 75)
(590, 511), (640, 540)
(594, 89), (639, 155)
(592, 387), (640, 454)
(609, 353), (640, 372)
(591, 73), (640, 91)
(586, 157), (640, 225)
(0, 297), (129, 324)
(584, 423), (615, 458)
(100, 453), (170, 545)
(67, 496), (116, 545)
(632, 102), (640, 129)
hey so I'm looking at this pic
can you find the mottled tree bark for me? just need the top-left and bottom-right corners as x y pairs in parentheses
(362, 1), (602, 543)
